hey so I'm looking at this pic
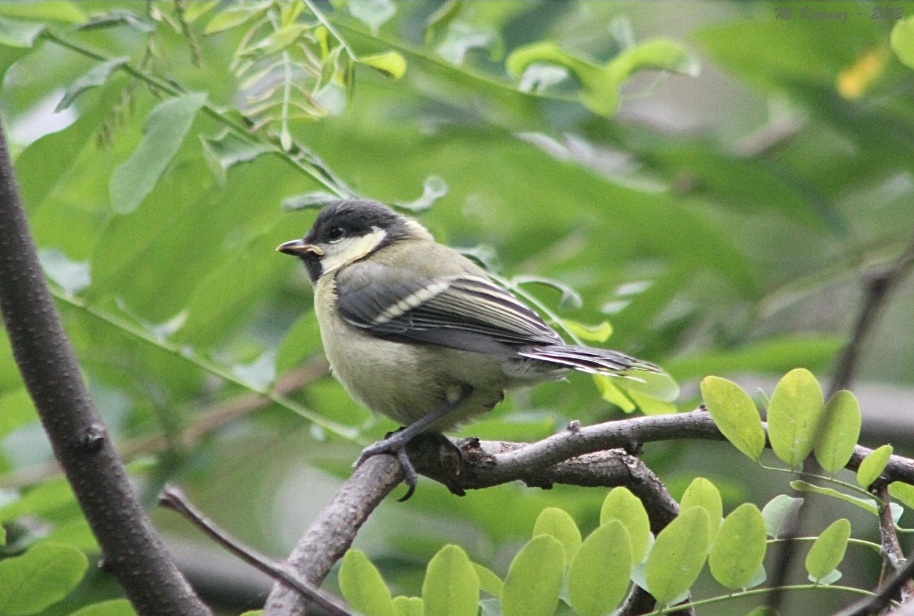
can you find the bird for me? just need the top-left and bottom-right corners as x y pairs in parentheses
(277, 199), (664, 498)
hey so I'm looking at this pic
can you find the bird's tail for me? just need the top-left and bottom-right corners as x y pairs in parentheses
(518, 344), (660, 375)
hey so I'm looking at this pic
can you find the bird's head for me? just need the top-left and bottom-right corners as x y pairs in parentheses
(277, 199), (432, 282)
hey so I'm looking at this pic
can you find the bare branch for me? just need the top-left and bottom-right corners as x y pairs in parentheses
(159, 486), (353, 616)
(0, 123), (210, 615)
(264, 455), (403, 615)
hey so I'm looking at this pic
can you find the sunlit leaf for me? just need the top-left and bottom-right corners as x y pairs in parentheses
(533, 507), (581, 565)
(600, 487), (651, 563)
(891, 16), (914, 69)
(644, 507), (710, 605)
(501, 535), (564, 616)
(767, 368), (824, 469)
(857, 444), (893, 489)
(700, 376), (765, 462)
(358, 51), (407, 80)
(0, 2), (86, 23)
(69, 599), (137, 616)
(604, 38), (700, 86)
(422, 545), (478, 616)
(203, 3), (270, 35)
(789, 480), (876, 515)
(814, 390), (861, 475)
(392, 596), (422, 616)
(568, 521), (632, 616)
(709, 504), (767, 590)
(889, 482), (914, 510)
(805, 519), (851, 584)
(339, 550), (393, 616)
(680, 477), (723, 542)
(562, 319), (613, 343)
(471, 563), (502, 598)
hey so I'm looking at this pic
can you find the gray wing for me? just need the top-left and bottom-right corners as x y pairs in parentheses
(335, 261), (562, 354)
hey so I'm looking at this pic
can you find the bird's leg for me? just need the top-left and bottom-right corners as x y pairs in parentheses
(355, 385), (472, 501)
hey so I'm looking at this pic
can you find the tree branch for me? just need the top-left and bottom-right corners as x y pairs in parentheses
(264, 455), (403, 616)
(265, 407), (914, 616)
(159, 486), (353, 616)
(0, 123), (210, 615)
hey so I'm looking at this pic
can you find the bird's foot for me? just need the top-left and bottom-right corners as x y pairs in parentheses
(355, 431), (419, 501)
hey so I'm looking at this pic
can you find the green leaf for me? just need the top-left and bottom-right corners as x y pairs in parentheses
(472, 563), (503, 598)
(789, 480), (877, 515)
(889, 482), (914, 509)
(532, 507), (581, 565)
(604, 39), (700, 86)
(69, 599), (137, 616)
(392, 596), (423, 616)
(501, 535), (565, 616)
(680, 477), (723, 542)
(562, 319), (613, 343)
(0, 476), (76, 523)
(56, 56), (128, 112)
(109, 92), (207, 214)
(0, 2), (86, 23)
(0, 16), (46, 47)
(358, 51), (407, 80)
(203, 3), (270, 35)
(767, 368), (825, 469)
(761, 495), (804, 538)
(0, 542), (88, 615)
(857, 444), (893, 489)
(814, 390), (861, 475)
(568, 520), (632, 616)
(345, 0), (396, 33)
(338, 550), (393, 616)
(239, 24), (307, 56)
(200, 131), (272, 185)
(600, 487), (651, 563)
(644, 507), (710, 605)
(422, 545), (478, 616)
(744, 607), (779, 616)
(891, 16), (914, 69)
(700, 376), (765, 461)
(424, 0), (462, 45)
(709, 504), (767, 590)
(805, 519), (851, 583)
(507, 41), (619, 116)
(593, 375), (636, 413)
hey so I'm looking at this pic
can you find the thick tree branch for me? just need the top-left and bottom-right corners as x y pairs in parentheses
(265, 407), (914, 616)
(0, 123), (210, 615)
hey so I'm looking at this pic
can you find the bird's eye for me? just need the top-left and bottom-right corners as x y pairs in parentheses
(325, 226), (346, 243)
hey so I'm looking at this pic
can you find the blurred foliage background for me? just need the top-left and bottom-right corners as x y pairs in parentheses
(1, 1), (913, 614)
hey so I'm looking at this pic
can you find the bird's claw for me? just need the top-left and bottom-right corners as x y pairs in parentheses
(355, 435), (419, 501)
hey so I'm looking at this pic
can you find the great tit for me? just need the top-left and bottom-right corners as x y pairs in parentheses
(278, 199), (661, 497)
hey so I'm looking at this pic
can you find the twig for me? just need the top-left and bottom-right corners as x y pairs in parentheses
(0, 123), (210, 614)
(830, 237), (914, 397)
(0, 360), (330, 489)
(767, 238), (914, 614)
(832, 545), (914, 616)
(266, 408), (914, 616)
(159, 486), (353, 616)
(264, 455), (403, 616)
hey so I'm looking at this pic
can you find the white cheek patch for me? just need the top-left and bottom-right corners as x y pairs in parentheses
(320, 228), (387, 274)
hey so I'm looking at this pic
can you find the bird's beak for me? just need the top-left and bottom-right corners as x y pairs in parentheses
(276, 239), (324, 256)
